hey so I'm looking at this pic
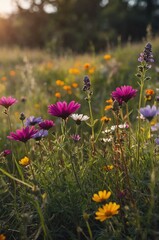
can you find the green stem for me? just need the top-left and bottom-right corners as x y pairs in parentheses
(137, 65), (146, 164)
(86, 220), (93, 240)
(87, 93), (95, 153)
(94, 121), (104, 143)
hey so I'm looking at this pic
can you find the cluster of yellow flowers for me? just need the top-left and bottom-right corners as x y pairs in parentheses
(55, 79), (79, 98)
(92, 190), (120, 222)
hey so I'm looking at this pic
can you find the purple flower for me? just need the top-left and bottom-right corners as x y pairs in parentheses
(140, 105), (159, 121)
(138, 42), (154, 64)
(2, 149), (12, 157)
(32, 129), (48, 141)
(0, 96), (18, 109)
(111, 85), (137, 105)
(155, 138), (159, 144)
(71, 134), (81, 142)
(7, 126), (38, 143)
(48, 101), (81, 119)
(39, 120), (55, 130)
(151, 123), (159, 132)
(25, 116), (43, 126)
(83, 76), (91, 91)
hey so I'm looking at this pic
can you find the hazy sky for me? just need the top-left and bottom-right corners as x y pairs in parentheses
(0, 0), (16, 15)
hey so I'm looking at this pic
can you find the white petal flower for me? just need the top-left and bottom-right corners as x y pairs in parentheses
(70, 114), (89, 123)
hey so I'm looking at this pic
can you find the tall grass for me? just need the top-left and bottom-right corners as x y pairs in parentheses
(0, 39), (159, 240)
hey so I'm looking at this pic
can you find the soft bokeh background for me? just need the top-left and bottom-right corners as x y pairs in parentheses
(0, 0), (159, 52)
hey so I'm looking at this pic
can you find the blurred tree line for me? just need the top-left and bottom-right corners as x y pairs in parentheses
(0, 0), (159, 52)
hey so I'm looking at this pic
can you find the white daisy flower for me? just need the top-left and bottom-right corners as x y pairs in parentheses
(70, 114), (89, 124)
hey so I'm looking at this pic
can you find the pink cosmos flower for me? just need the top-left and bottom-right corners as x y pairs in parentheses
(48, 101), (81, 119)
(111, 85), (137, 105)
(39, 120), (55, 130)
(0, 96), (18, 109)
(7, 126), (38, 143)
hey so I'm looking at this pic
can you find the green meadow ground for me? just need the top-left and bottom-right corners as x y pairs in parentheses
(0, 39), (159, 240)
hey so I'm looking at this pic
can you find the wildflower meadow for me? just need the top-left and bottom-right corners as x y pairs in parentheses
(1, 40), (159, 240)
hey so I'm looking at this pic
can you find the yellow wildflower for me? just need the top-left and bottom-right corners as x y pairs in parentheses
(103, 165), (114, 171)
(0, 84), (6, 93)
(69, 68), (80, 75)
(55, 92), (61, 98)
(0, 234), (6, 240)
(19, 156), (30, 166)
(56, 80), (64, 86)
(104, 54), (111, 60)
(95, 202), (120, 222)
(72, 82), (78, 88)
(92, 190), (111, 202)
(34, 104), (40, 109)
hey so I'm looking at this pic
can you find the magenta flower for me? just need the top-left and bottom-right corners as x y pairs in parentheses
(2, 149), (12, 157)
(48, 101), (81, 119)
(39, 120), (55, 130)
(0, 96), (18, 109)
(111, 85), (137, 105)
(7, 126), (38, 143)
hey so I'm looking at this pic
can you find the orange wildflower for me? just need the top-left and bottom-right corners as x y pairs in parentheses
(145, 89), (155, 95)
(89, 67), (95, 74)
(1, 76), (7, 81)
(84, 63), (91, 69)
(106, 98), (113, 104)
(105, 105), (112, 111)
(9, 70), (16, 77)
(56, 80), (64, 86)
(55, 92), (61, 98)
(69, 68), (80, 75)
(72, 82), (78, 88)
(63, 85), (71, 91)
(0, 234), (6, 240)
(104, 54), (112, 60)
(100, 116), (111, 123)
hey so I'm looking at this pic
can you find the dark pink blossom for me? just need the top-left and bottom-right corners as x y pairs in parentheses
(0, 96), (18, 109)
(2, 149), (12, 156)
(48, 101), (80, 119)
(71, 134), (81, 142)
(39, 120), (55, 130)
(111, 85), (137, 105)
(7, 126), (38, 143)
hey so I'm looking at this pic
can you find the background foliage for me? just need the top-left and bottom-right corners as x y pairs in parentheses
(0, 0), (159, 52)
